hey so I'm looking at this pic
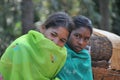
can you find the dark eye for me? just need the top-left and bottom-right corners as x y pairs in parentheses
(60, 39), (66, 43)
(74, 34), (79, 38)
(84, 38), (89, 42)
(51, 32), (57, 37)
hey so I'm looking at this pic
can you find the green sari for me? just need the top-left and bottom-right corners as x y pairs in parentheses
(0, 30), (67, 80)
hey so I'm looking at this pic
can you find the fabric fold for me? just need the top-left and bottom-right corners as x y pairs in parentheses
(0, 30), (67, 80)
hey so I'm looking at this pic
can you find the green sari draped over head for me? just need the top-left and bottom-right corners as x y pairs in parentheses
(0, 30), (67, 80)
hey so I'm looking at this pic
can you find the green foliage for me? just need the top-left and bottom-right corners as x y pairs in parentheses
(0, 0), (120, 56)
(0, 0), (22, 55)
(111, 0), (120, 36)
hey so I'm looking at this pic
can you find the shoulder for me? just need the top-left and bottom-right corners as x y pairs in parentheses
(79, 49), (91, 59)
(80, 49), (89, 54)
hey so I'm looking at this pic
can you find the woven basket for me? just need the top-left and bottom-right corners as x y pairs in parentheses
(89, 28), (120, 70)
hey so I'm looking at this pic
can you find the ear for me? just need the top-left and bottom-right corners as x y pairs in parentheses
(39, 25), (46, 33)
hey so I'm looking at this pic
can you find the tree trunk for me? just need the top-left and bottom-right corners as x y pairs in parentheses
(98, 0), (110, 31)
(21, 0), (34, 34)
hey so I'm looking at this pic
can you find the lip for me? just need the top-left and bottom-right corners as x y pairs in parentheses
(74, 46), (82, 52)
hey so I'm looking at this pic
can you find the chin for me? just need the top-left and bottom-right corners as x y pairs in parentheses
(74, 49), (79, 53)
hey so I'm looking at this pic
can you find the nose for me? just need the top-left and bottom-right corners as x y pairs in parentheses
(78, 38), (84, 45)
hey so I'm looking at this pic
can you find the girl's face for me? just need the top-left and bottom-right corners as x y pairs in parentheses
(67, 27), (91, 53)
(41, 26), (69, 47)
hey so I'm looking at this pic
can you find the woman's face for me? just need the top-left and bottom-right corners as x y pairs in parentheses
(67, 27), (91, 53)
(42, 26), (69, 47)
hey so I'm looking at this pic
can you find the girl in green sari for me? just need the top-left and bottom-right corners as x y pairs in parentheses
(0, 12), (74, 80)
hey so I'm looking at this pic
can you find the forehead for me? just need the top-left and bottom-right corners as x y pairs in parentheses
(49, 26), (69, 37)
(51, 26), (68, 33)
(72, 27), (91, 36)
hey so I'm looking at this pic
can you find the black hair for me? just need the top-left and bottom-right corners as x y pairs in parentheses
(42, 12), (74, 33)
(73, 15), (93, 34)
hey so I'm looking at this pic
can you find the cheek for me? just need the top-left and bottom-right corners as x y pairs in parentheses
(68, 38), (76, 46)
(82, 42), (88, 48)
(44, 33), (52, 40)
(70, 36), (77, 43)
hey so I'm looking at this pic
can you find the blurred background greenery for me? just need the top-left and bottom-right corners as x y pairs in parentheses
(0, 0), (120, 55)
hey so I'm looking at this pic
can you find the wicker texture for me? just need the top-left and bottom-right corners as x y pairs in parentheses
(92, 28), (120, 70)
